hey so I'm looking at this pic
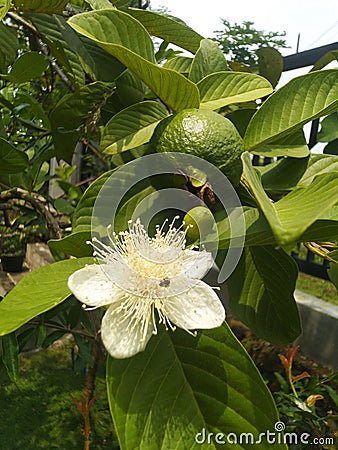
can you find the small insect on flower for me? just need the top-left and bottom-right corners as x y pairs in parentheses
(68, 218), (225, 359)
(159, 278), (170, 287)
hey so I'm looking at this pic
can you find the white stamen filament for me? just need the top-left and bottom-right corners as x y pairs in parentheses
(68, 218), (223, 359)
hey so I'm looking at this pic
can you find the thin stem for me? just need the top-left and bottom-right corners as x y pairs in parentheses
(27, 320), (95, 340)
(83, 340), (100, 400)
(288, 365), (298, 398)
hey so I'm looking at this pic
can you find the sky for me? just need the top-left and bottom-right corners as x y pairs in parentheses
(151, 0), (338, 56)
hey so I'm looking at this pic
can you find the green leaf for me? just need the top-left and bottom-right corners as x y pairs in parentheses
(310, 50), (338, 72)
(162, 56), (192, 73)
(125, 8), (204, 54)
(216, 207), (273, 249)
(115, 69), (144, 106)
(113, 185), (157, 232)
(328, 250), (338, 264)
(278, 175), (338, 240)
(317, 112), (338, 142)
(81, 35), (126, 82)
(74, 334), (94, 367)
(50, 81), (113, 162)
(42, 329), (66, 349)
(31, 13), (86, 87)
(72, 163), (162, 236)
(48, 231), (93, 258)
(216, 207), (338, 249)
(4, 52), (49, 84)
(328, 263), (338, 291)
(227, 246), (301, 344)
(111, 0), (130, 6)
(257, 47), (283, 88)
(244, 70), (338, 150)
(53, 14), (99, 79)
(53, 14), (125, 83)
(242, 152), (338, 245)
(189, 38), (228, 83)
(324, 138), (338, 155)
(0, 22), (19, 67)
(101, 101), (169, 154)
(260, 153), (338, 191)
(13, 0), (67, 12)
(0, 258), (93, 336)
(68, 9), (155, 63)
(109, 144), (148, 168)
(300, 220), (338, 243)
(226, 109), (256, 137)
(68, 10), (200, 112)
(107, 323), (285, 450)
(0, 0), (11, 20)
(252, 130), (310, 158)
(87, 0), (113, 8)
(0, 138), (29, 174)
(198, 71), (273, 110)
(54, 198), (74, 214)
(72, 170), (115, 232)
(1, 332), (19, 382)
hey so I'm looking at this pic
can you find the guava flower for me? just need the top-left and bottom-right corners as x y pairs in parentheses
(68, 218), (225, 359)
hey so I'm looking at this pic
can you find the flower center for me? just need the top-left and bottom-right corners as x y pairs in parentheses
(89, 218), (193, 298)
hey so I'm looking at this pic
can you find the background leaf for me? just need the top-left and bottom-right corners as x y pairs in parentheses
(216, 207), (338, 249)
(328, 263), (338, 291)
(13, 0), (67, 13)
(0, 0), (11, 20)
(0, 258), (93, 336)
(242, 152), (338, 245)
(227, 246), (301, 344)
(50, 81), (113, 162)
(244, 70), (338, 150)
(125, 8), (203, 54)
(163, 56), (192, 73)
(198, 72), (273, 110)
(1, 332), (19, 382)
(48, 231), (93, 258)
(189, 38), (228, 83)
(310, 50), (338, 72)
(324, 138), (338, 155)
(31, 13), (86, 87)
(257, 47), (283, 88)
(87, 0), (113, 8)
(68, 10), (200, 111)
(317, 112), (338, 142)
(5, 52), (49, 84)
(251, 130), (309, 158)
(101, 101), (169, 154)
(0, 22), (19, 68)
(107, 323), (285, 450)
(259, 153), (338, 191)
(72, 170), (115, 232)
(0, 137), (29, 173)
(115, 69), (144, 107)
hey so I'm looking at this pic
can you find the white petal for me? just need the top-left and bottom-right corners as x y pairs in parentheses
(101, 301), (154, 359)
(68, 264), (124, 307)
(157, 275), (196, 298)
(181, 250), (213, 279)
(164, 280), (225, 330)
